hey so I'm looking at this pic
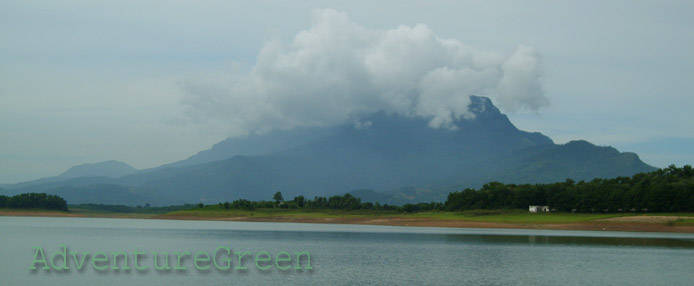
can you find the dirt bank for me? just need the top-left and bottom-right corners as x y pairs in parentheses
(153, 214), (694, 233)
(4, 211), (694, 233)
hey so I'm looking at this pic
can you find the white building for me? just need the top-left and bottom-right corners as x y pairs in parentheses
(529, 205), (549, 213)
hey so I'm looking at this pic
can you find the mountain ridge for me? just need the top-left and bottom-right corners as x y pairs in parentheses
(1, 96), (655, 205)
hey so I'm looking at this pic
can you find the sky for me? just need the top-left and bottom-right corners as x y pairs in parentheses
(1, 0), (693, 183)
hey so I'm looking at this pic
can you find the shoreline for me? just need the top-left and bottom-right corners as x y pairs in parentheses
(3, 210), (694, 233)
(153, 214), (694, 233)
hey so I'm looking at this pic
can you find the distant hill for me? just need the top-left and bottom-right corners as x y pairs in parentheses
(3, 96), (656, 205)
(489, 140), (656, 183)
(0, 161), (136, 191)
(59, 160), (137, 179)
(369, 140), (657, 204)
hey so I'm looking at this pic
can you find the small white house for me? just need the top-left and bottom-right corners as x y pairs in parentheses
(529, 205), (549, 213)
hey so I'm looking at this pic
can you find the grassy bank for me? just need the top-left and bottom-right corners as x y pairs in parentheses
(408, 210), (625, 224)
(0, 208), (71, 214)
(165, 207), (403, 219)
(4, 206), (694, 233)
(0, 204), (193, 219)
(163, 207), (694, 225)
(671, 218), (694, 226)
(0, 207), (80, 218)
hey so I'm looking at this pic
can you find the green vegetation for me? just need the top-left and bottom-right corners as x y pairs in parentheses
(175, 165), (694, 216)
(189, 192), (433, 214)
(0, 193), (68, 211)
(167, 166), (694, 227)
(168, 207), (401, 219)
(446, 165), (694, 213)
(3, 166), (693, 229)
(671, 219), (694, 226)
(168, 206), (694, 225)
(69, 203), (195, 215)
(408, 210), (623, 223)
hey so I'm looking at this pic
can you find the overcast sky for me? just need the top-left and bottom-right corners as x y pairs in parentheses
(1, 0), (693, 183)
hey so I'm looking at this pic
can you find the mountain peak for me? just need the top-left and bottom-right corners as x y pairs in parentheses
(468, 95), (498, 115)
(464, 95), (506, 123)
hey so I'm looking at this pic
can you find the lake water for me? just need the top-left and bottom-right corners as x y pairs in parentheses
(1, 217), (693, 285)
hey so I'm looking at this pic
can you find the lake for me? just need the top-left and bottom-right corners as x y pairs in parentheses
(1, 216), (693, 285)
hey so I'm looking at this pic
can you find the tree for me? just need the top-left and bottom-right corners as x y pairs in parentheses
(293, 195), (305, 208)
(3, 193), (67, 211)
(223, 201), (230, 210)
(273, 191), (284, 204)
(0, 195), (8, 208)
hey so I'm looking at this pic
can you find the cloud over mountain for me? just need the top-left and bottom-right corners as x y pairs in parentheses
(182, 9), (548, 135)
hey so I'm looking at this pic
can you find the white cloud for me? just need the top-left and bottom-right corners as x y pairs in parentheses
(182, 8), (548, 135)
(497, 45), (548, 112)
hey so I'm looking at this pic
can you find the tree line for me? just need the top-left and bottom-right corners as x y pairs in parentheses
(0, 193), (68, 211)
(445, 165), (694, 212)
(203, 191), (443, 213)
(72, 203), (195, 214)
(205, 165), (693, 213)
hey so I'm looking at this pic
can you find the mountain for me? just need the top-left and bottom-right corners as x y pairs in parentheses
(0, 160), (136, 191)
(59, 160), (137, 179)
(3, 96), (656, 205)
(490, 140), (656, 183)
(156, 127), (336, 169)
(365, 140), (658, 204)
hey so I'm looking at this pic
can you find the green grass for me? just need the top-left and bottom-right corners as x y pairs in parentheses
(0, 205), (192, 219)
(408, 210), (624, 224)
(68, 204), (193, 214)
(67, 208), (158, 218)
(166, 207), (403, 219)
(639, 213), (694, 217)
(672, 219), (694, 226)
(66, 204), (194, 218)
(0, 207), (69, 213)
(6, 205), (693, 226)
(0, 206), (158, 218)
(414, 211), (694, 224)
(165, 207), (645, 224)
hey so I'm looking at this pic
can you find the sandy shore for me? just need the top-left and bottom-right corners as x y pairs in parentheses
(3, 210), (693, 233)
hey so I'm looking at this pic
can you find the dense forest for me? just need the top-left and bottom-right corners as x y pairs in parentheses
(445, 165), (694, 212)
(210, 165), (693, 213)
(0, 193), (68, 211)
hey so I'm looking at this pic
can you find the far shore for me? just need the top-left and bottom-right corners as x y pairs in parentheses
(2, 208), (694, 233)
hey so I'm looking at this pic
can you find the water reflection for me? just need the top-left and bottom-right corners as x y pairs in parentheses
(3, 217), (694, 286)
(442, 233), (694, 248)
